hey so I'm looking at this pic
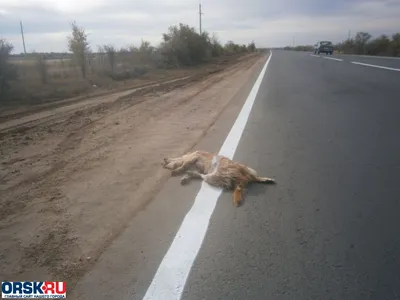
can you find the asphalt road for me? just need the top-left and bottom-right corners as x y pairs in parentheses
(311, 51), (400, 70)
(72, 50), (400, 300)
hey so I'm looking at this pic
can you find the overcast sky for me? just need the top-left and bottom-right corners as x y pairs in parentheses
(0, 0), (399, 53)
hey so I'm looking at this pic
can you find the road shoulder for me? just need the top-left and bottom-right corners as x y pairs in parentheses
(67, 53), (268, 299)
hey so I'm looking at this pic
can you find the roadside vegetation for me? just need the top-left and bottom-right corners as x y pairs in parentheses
(284, 31), (400, 56)
(0, 22), (257, 105)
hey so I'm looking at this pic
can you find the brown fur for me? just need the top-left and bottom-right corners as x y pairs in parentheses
(162, 150), (276, 207)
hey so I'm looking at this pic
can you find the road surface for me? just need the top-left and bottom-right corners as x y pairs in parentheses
(310, 51), (400, 70)
(71, 50), (400, 300)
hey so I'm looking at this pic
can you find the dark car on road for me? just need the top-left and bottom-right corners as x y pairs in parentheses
(314, 41), (334, 55)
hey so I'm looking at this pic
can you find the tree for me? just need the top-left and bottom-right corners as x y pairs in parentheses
(289, 32), (400, 57)
(367, 35), (390, 56)
(210, 33), (224, 57)
(0, 38), (18, 99)
(248, 41), (257, 52)
(390, 33), (400, 56)
(103, 44), (116, 72)
(355, 32), (372, 54)
(160, 23), (212, 66)
(67, 21), (91, 79)
(338, 38), (357, 54)
(224, 40), (236, 54)
(138, 40), (155, 62)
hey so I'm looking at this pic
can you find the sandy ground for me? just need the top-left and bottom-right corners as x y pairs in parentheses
(0, 52), (267, 287)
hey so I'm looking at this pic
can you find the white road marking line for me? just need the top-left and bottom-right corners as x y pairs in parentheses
(142, 52), (273, 300)
(346, 54), (400, 60)
(310, 54), (320, 57)
(351, 61), (400, 72)
(323, 57), (343, 62)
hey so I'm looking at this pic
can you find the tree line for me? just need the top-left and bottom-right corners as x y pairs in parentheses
(0, 21), (257, 100)
(284, 31), (400, 56)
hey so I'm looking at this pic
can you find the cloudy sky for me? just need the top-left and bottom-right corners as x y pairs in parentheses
(0, 0), (399, 53)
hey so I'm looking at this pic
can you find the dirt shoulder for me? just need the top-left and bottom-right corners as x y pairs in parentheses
(0, 52), (267, 287)
(0, 54), (248, 123)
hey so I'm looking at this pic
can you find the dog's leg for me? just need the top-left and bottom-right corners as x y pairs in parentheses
(186, 170), (204, 179)
(180, 170), (207, 185)
(162, 156), (191, 174)
(171, 157), (198, 176)
(180, 174), (192, 185)
(189, 171), (244, 207)
(162, 151), (197, 168)
(186, 170), (216, 183)
(188, 171), (225, 189)
(162, 157), (180, 170)
(233, 184), (244, 207)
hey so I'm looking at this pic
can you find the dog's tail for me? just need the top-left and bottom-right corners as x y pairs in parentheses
(254, 176), (276, 184)
(233, 185), (243, 207)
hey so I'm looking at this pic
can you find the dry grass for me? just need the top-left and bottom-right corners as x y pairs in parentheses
(4, 53), (246, 107)
(6, 54), (156, 105)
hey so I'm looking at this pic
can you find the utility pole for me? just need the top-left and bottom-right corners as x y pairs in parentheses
(20, 20), (27, 55)
(292, 35), (295, 48)
(347, 29), (351, 40)
(199, 3), (203, 35)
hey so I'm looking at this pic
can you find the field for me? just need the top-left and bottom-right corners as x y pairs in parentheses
(0, 51), (267, 289)
(4, 52), (201, 106)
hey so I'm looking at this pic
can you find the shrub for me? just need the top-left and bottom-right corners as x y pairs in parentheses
(159, 23), (212, 66)
(0, 38), (18, 99)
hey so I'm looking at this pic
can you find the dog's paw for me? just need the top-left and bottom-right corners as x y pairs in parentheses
(171, 169), (181, 176)
(180, 177), (190, 185)
(233, 201), (241, 207)
(161, 157), (169, 167)
(186, 170), (198, 177)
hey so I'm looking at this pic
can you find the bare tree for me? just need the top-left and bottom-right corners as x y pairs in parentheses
(248, 41), (256, 52)
(103, 44), (117, 72)
(138, 40), (155, 63)
(355, 32), (372, 54)
(67, 21), (91, 79)
(210, 33), (224, 57)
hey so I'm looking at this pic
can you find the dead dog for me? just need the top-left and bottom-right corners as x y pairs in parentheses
(162, 150), (276, 207)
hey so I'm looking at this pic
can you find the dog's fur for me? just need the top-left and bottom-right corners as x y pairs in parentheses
(162, 150), (275, 207)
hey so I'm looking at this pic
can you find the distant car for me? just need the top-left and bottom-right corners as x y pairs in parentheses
(314, 41), (334, 55)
